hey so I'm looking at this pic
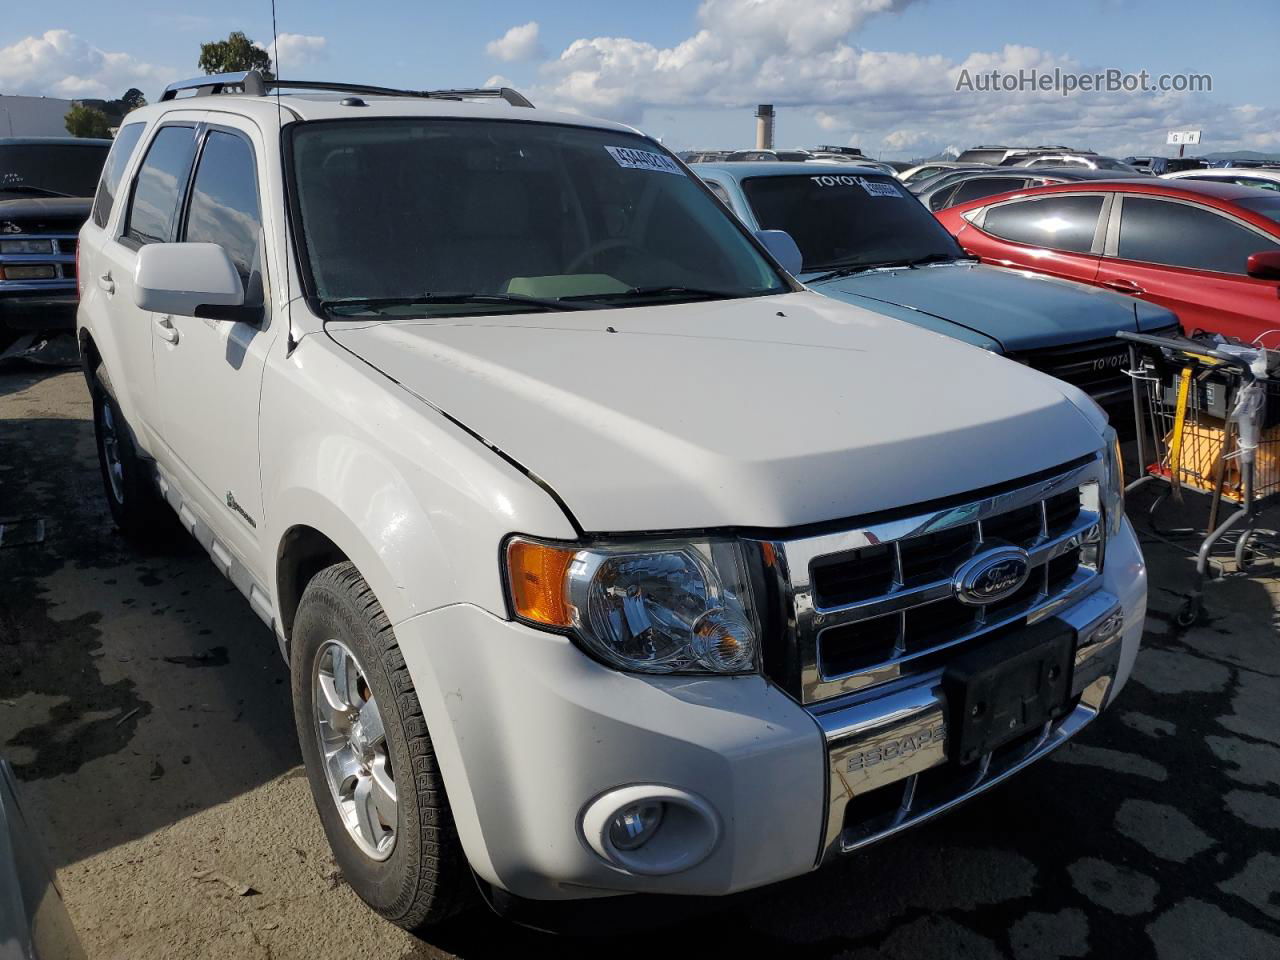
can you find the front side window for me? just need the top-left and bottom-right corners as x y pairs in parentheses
(124, 126), (197, 246)
(740, 173), (964, 272)
(982, 194), (1104, 254)
(289, 119), (786, 315)
(92, 124), (145, 227)
(904, 165), (944, 182)
(1225, 177), (1280, 193)
(1117, 197), (1280, 272)
(182, 131), (262, 290)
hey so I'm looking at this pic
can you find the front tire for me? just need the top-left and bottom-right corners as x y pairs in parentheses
(291, 562), (469, 930)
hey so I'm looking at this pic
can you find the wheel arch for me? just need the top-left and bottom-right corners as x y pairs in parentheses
(276, 524), (351, 642)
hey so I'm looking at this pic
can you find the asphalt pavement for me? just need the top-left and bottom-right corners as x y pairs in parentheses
(1, 367), (1277, 960)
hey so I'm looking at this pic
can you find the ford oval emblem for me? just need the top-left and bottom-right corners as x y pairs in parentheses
(953, 547), (1032, 606)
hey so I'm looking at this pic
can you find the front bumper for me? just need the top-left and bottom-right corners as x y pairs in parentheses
(392, 518), (1145, 901)
(813, 586), (1125, 861)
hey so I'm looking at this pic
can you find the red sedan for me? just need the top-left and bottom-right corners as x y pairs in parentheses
(935, 179), (1280, 346)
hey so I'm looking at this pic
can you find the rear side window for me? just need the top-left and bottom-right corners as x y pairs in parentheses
(1117, 197), (1279, 273)
(982, 195), (1104, 253)
(124, 125), (197, 246)
(182, 131), (262, 289)
(91, 123), (145, 228)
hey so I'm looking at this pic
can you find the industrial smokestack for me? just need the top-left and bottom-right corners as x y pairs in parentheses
(755, 104), (775, 150)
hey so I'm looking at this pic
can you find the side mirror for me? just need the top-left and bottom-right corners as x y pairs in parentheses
(134, 243), (245, 317)
(1246, 250), (1280, 281)
(755, 229), (804, 276)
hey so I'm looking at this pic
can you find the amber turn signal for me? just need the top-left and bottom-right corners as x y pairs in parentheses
(507, 539), (576, 627)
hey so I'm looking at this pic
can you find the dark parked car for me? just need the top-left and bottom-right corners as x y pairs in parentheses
(0, 137), (112, 342)
(1123, 156), (1208, 175)
(935, 178), (1280, 347)
(918, 167), (1147, 212)
(954, 144), (1084, 165)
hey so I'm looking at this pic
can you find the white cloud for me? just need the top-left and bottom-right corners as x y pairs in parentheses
(486, 22), (543, 63)
(532, 0), (1279, 157)
(0, 29), (170, 99)
(260, 33), (328, 70)
(815, 110), (841, 131)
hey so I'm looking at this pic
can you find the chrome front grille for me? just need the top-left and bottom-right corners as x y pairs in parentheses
(757, 455), (1106, 704)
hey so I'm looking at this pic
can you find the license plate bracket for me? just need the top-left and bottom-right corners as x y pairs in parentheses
(943, 620), (1075, 765)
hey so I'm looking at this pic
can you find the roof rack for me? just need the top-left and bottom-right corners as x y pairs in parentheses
(159, 71), (534, 108)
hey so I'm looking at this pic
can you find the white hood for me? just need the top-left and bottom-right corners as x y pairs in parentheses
(326, 291), (1103, 533)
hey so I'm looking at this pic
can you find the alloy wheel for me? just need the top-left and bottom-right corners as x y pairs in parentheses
(312, 640), (398, 861)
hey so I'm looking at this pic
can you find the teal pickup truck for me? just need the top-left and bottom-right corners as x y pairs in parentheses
(694, 161), (1179, 410)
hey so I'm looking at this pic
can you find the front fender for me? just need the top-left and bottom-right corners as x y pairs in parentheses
(259, 332), (578, 628)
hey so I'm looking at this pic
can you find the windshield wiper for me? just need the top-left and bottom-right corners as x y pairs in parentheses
(323, 292), (594, 316)
(561, 285), (742, 304)
(0, 184), (75, 198)
(807, 253), (972, 284)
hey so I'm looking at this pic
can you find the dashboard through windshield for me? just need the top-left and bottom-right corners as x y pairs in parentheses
(740, 173), (966, 274)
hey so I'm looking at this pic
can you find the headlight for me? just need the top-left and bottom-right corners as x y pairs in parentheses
(505, 536), (759, 675)
(1102, 426), (1125, 538)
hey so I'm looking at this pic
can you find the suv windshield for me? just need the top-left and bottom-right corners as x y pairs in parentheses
(289, 119), (788, 316)
(0, 142), (111, 198)
(740, 173), (965, 273)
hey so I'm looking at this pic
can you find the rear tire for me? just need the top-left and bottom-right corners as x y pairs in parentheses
(292, 562), (470, 930)
(91, 368), (171, 542)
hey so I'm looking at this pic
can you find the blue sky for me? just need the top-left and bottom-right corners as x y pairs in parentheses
(1, 1), (1275, 158)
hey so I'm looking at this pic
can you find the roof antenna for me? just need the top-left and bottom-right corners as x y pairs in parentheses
(270, 0), (297, 353)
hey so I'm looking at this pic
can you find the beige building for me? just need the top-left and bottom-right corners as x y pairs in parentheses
(0, 94), (77, 137)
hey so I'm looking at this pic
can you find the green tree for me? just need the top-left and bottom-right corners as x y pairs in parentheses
(120, 88), (147, 112)
(65, 104), (112, 138)
(198, 31), (274, 80)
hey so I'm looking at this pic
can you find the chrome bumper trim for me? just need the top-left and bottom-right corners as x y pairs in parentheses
(811, 589), (1122, 864)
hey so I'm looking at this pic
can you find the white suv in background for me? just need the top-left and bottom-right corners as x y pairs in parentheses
(77, 71), (1147, 931)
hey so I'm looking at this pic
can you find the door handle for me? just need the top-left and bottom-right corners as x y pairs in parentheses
(97, 271), (114, 294)
(153, 315), (179, 344)
(1102, 278), (1144, 295)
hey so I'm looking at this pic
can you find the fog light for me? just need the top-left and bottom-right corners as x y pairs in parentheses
(608, 801), (665, 851)
(1088, 610), (1124, 646)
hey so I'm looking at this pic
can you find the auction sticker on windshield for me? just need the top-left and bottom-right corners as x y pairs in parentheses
(605, 145), (685, 176)
(810, 174), (902, 197)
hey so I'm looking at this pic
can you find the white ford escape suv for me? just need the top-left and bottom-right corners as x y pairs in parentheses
(77, 72), (1147, 930)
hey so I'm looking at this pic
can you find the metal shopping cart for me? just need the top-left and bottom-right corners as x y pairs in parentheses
(1119, 330), (1280, 626)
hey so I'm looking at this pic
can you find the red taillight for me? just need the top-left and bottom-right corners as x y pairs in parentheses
(75, 242), (82, 298)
